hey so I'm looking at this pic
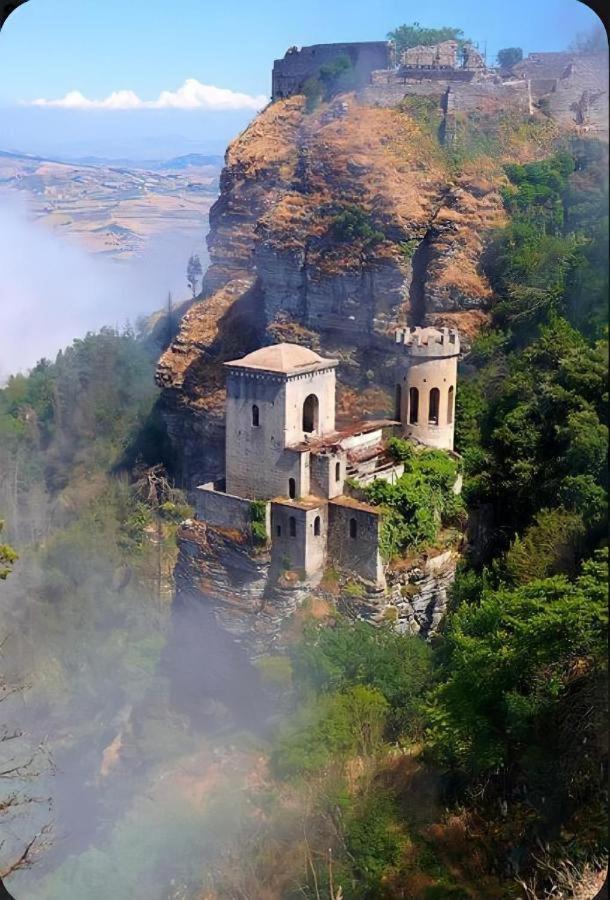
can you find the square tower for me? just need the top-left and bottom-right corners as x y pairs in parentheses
(223, 343), (338, 499)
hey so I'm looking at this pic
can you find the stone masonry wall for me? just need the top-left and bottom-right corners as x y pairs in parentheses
(195, 484), (270, 535)
(328, 500), (384, 587)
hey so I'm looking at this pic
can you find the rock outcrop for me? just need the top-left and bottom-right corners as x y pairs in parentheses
(156, 78), (599, 644)
(157, 92), (565, 490)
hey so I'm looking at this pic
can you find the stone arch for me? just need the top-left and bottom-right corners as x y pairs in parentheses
(409, 387), (419, 424)
(447, 385), (454, 425)
(251, 404), (259, 427)
(288, 477), (296, 499)
(314, 515), (321, 536)
(302, 394), (319, 433)
(428, 387), (440, 425)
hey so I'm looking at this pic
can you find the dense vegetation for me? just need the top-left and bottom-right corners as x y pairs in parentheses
(0, 138), (607, 900)
(361, 439), (465, 559)
(214, 139), (608, 898)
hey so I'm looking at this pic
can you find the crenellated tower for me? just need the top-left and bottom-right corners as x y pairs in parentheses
(394, 326), (460, 452)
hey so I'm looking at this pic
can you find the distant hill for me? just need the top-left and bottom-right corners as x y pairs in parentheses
(0, 148), (221, 260)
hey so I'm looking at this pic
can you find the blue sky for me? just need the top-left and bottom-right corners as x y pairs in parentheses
(0, 0), (604, 159)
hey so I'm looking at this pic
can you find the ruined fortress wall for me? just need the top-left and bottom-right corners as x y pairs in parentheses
(548, 55), (609, 133)
(446, 80), (530, 115)
(360, 79), (450, 107)
(360, 77), (530, 114)
(272, 41), (389, 99)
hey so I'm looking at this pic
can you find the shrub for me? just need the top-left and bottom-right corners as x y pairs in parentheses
(330, 205), (386, 245)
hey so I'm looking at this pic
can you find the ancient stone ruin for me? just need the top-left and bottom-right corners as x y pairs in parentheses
(194, 330), (460, 594)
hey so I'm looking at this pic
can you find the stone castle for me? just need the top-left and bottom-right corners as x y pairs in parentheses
(271, 39), (608, 135)
(195, 327), (460, 591)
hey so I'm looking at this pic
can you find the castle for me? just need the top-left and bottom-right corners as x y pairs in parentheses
(195, 327), (460, 590)
(271, 40), (608, 135)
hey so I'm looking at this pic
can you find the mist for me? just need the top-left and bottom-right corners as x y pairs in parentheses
(0, 193), (207, 380)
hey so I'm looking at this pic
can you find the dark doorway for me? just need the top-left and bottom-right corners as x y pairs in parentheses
(288, 478), (296, 499)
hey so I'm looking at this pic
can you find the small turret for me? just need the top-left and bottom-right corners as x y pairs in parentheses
(394, 327), (460, 451)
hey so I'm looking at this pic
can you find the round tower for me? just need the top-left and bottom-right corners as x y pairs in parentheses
(394, 326), (460, 452)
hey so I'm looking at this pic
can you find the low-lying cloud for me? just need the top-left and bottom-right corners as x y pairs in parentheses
(27, 78), (267, 111)
(0, 193), (207, 381)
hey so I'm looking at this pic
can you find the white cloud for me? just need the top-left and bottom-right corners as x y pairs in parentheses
(28, 78), (267, 111)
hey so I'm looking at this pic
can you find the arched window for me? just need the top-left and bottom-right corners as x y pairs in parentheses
(335, 461), (341, 482)
(428, 388), (440, 425)
(251, 404), (259, 427)
(276, 524), (282, 537)
(447, 386), (454, 425)
(302, 394), (319, 433)
(314, 516), (321, 536)
(288, 478), (296, 499)
(409, 387), (419, 424)
(394, 384), (402, 420)
(349, 517), (358, 539)
(289, 516), (296, 537)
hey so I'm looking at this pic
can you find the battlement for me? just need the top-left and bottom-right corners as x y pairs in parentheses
(395, 327), (460, 358)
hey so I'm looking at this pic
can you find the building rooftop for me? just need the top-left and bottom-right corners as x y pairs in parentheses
(271, 495), (328, 510)
(288, 419), (398, 453)
(224, 343), (338, 375)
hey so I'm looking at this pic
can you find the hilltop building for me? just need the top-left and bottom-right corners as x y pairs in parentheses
(271, 39), (607, 134)
(194, 328), (460, 591)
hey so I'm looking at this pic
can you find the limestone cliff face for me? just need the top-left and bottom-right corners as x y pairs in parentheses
(158, 93), (563, 488)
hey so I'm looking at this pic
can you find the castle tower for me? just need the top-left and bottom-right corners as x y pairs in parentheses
(394, 327), (460, 452)
(223, 343), (338, 499)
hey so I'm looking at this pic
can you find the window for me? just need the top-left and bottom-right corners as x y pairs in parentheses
(302, 394), (319, 433)
(349, 517), (357, 539)
(394, 384), (402, 420)
(335, 461), (341, 482)
(288, 477), (296, 499)
(447, 386), (454, 424)
(409, 387), (419, 424)
(314, 516), (321, 536)
(276, 524), (282, 537)
(289, 516), (296, 537)
(428, 387), (440, 425)
(251, 404), (259, 427)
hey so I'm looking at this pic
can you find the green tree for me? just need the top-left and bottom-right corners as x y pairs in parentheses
(387, 21), (465, 56)
(429, 551), (608, 775)
(497, 47), (523, 69)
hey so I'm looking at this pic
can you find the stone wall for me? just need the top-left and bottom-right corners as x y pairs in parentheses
(195, 482), (270, 535)
(360, 76), (530, 116)
(328, 498), (385, 588)
(271, 501), (328, 578)
(272, 41), (389, 100)
(224, 365), (336, 499)
(310, 449), (346, 499)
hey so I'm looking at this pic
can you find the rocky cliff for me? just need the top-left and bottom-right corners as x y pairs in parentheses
(155, 84), (582, 647)
(157, 92), (567, 489)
